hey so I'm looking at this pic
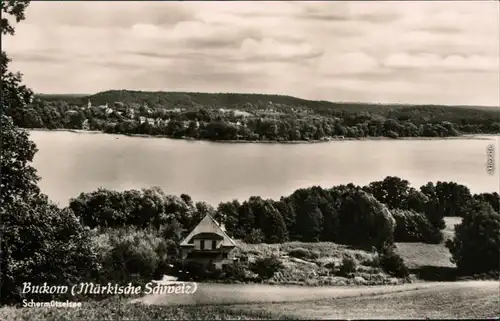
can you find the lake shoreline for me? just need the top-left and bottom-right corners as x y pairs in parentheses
(27, 128), (496, 143)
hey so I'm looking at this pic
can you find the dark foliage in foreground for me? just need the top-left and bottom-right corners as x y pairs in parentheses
(68, 176), (499, 250)
(379, 244), (410, 278)
(0, 1), (99, 306)
(392, 209), (443, 244)
(446, 201), (500, 275)
(337, 256), (358, 277)
(250, 256), (285, 280)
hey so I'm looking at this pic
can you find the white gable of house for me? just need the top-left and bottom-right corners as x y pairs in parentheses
(180, 214), (236, 247)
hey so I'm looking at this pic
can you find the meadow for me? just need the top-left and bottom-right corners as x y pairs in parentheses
(4, 216), (498, 320)
(2, 281), (497, 320)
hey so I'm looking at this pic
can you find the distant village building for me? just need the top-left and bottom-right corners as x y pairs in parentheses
(179, 214), (236, 269)
(87, 99), (109, 110)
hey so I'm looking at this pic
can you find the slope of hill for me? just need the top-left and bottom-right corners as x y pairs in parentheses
(25, 90), (500, 140)
(76, 90), (500, 126)
(82, 90), (499, 114)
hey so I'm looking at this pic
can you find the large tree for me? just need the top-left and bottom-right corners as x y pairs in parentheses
(335, 189), (396, 250)
(0, 1), (100, 305)
(446, 202), (500, 275)
(1, 1), (38, 208)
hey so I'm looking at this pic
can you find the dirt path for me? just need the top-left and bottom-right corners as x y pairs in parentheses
(133, 280), (498, 307)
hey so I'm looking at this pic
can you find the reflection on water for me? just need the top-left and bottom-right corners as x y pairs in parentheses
(29, 131), (500, 206)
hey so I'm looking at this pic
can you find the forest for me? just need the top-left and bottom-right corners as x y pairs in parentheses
(7, 90), (500, 141)
(67, 177), (499, 248)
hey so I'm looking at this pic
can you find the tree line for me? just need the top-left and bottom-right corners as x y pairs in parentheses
(67, 177), (499, 248)
(7, 89), (500, 141)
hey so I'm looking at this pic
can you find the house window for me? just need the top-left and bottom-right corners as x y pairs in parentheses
(212, 240), (217, 249)
(200, 240), (205, 250)
(222, 253), (228, 259)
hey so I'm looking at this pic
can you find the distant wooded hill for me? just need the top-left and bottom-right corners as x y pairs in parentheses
(23, 90), (499, 140)
(37, 90), (497, 111)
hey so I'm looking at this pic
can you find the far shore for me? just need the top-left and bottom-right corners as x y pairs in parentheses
(28, 128), (497, 143)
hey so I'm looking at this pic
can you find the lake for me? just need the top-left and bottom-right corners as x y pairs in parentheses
(29, 131), (500, 207)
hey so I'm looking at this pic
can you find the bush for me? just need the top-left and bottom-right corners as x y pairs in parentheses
(288, 247), (320, 260)
(446, 202), (500, 275)
(424, 199), (446, 230)
(244, 228), (265, 244)
(206, 263), (224, 280)
(0, 197), (101, 305)
(177, 261), (208, 281)
(392, 209), (443, 244)
(324, 261), (336, 271)
(379, 245), (410, 278)
(335, 190), (396, 250)
(337, 256), (357, 277)
(250, 255), (284, 279)
(97, 228), (169, 284)
(223, 261), (248, 281)
(387, 131), (399, 139)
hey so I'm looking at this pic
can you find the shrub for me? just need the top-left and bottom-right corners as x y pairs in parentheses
(250, 255), (284, 279)
(361, 255), (380, 267)
(337, 256), (357, 277)
(178, 261), (208, 281)
(0, 197), (101, 305)
(424, 199), (446, 230)
(392, 209), (443, 244)
(335, 190), (396, 250)
(324, 261), (336, 272)
(387, 131), (399, 139)
(288, 247), (320, 260)
(206, 263), (224, 280)
(97, 228), (169, 284)
(379, 244), (410, 278)
(446, 202), (500, 275)
(223, 261), (248, 281)
(244, 228), (265, 244)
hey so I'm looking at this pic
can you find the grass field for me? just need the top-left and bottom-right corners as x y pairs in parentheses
(395, 242), (455, 269)
(222, 280), (499, 319)
(0, 299), (280, 321)
(5, 216), (497, 320)
(443, 216), (463, 240)
(2, 281), (496, 320)
(395, 216), (463, 270)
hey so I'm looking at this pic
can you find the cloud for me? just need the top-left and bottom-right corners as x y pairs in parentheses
(3, 1), (499, 106)
(239, 38), (323, 62)
(24, 2), (195, 28)
(384, 53), (499, 72)
(317, 52), (379, 75)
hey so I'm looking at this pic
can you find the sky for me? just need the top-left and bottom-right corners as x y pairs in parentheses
(3, 1), (500, 106)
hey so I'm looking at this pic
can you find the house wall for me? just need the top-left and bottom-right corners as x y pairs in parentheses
(181, 247), (235, 269)
(193, 239), (222, 250)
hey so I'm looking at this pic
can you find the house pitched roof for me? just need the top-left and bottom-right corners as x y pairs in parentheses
(180, 214), (236, 247)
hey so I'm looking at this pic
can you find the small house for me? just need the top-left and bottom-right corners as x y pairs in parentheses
(179, 214), (236, 269)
